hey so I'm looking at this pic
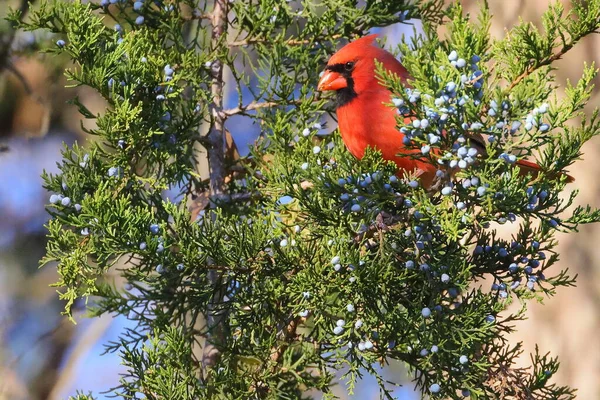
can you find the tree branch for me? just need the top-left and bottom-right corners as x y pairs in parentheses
(507, 46), (573, 91)
(221, 98), (308, 117)
(5, 60), (46, 106)
(270, 316), (301, 367)
(228, 34), (342, 48)
(202, 0), (229, 372)
(181, 10), (212, 21)
(206, 3), (228, 196)
(507, 26), (600, 92)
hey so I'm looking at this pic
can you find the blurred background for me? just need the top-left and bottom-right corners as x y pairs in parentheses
(0, 1), (598, 399)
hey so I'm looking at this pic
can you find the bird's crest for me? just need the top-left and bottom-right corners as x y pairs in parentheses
(328, 34), (381, 65)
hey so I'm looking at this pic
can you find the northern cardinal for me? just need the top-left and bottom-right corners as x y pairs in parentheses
(317, 34), (572, 186)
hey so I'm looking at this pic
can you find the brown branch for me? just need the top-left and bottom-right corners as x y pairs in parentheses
(5, 60), (46, 106)
(506, 22), (600, 92)
(221, 98), (308, 117)
(270, 316), (302, 366)
(507, 47), (572, 92)
(222, 100), (282, 117)
(206, 6), (228, 196)
(221, 95), (325, 118)
(228, 34), (342, 48)
(181, 10), (212, 21)
(201, 0), (229, 373)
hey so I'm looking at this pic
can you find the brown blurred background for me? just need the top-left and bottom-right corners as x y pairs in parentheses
(0, 1), (598, 399)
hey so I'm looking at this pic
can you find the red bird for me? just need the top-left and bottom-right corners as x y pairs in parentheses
(317, 34), (571, 186)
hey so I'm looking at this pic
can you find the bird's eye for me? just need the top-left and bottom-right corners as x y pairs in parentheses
(344, 61), (355, 71)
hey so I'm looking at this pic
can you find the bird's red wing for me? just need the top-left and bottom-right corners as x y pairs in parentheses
(379, 54), (411, 83)
(515, 159), (574, 183)
(465, 132), (487, 154)
(465, 132), (574, 182)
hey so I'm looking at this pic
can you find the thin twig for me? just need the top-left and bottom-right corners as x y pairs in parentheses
(507, 48), (570, 91)
(228, 34), (342, 48)
(506, 30), (600, 92)
(181, 10), (212, 21)
(5, 60), (46, 106)
(210, 191), (260, 204)
(221, 95), (325, 118)
(221, 98), (307, 117)
(270, 316), (301, 366)
(221, 100), (282, 117)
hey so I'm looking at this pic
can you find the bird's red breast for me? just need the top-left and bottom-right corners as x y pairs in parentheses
(318, 34), (437, 185)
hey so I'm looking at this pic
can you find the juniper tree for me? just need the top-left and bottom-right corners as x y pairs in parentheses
(8, 0), (600, 398)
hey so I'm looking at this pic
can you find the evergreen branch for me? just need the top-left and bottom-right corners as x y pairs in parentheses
(501, 1), (600, 92)
(21, 0), (600, 397)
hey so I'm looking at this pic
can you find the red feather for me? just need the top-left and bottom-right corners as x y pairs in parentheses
(515, 159), (574, 183)
(318, 35), (573, 186)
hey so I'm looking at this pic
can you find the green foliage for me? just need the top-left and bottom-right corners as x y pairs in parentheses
(68, 393), (96, 400)
(9, 0), (600, 398)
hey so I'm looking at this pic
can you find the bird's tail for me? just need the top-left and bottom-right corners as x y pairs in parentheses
(516, 159), (574, 183)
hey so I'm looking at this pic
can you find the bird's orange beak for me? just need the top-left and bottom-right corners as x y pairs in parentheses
(317, 70), (347, 91)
